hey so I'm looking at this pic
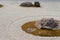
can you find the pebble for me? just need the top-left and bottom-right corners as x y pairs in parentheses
(26, 28), (36, 32)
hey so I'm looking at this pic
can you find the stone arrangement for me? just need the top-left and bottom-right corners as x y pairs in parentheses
(20, 1), (41, 7)
(35, 18), (59, 30)
(22, 18), (60, 36)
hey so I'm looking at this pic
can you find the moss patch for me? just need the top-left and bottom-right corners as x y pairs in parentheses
(21, 21), (60, 37)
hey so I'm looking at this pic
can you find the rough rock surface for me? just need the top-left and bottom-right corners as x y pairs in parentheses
(20, 1), (41, 7)
(34, 1), (40, 7)
(35, 18), (58, 30)
(20, 2), (33, 7)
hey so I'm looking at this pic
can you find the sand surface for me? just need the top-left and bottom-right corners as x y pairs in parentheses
(0, 1), (60, 40)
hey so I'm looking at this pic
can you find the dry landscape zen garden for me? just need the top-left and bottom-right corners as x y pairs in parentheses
(0, 1), (60, 37)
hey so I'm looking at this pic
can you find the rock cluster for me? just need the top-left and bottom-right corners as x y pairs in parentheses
(35, 18), (58, 30)
(20, 1), (40, 7)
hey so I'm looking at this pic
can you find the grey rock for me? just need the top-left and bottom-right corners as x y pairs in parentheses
(20, 2), (33, 7)
(0, 4), (3, 8)
(35, 18), (58, 30)
(20, 1), (41, 7)
(34, 1), (40, 7)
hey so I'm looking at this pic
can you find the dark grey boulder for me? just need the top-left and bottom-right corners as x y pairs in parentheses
(34, 1), (40, 7)
(0, 4), (3, 8)
(20, 2), (33, 7)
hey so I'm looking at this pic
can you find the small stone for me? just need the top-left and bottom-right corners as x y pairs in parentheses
(0, 4), (3, 8)
(34, 1), (40, 7)
(26, 28), (36, 32)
